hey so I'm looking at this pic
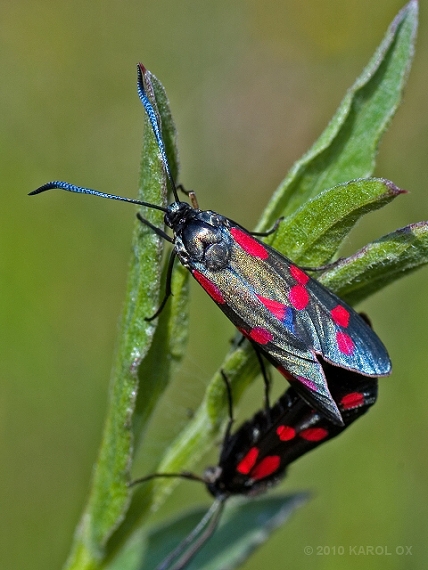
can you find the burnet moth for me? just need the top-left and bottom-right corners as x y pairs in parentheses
(30, 64), (391, 425)
(132, 355), (378, 570)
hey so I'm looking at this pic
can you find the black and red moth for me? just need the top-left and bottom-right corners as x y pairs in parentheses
(134, 361), (378, 570)
(30, 63), (391, 425)
(209, 360), (377, 499)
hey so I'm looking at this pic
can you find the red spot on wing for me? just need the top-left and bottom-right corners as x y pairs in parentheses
(192, 270), (225, 304)
(277, 368), (319, 393)
(236, 447), (259, 474)
(230, 227), (269, 259)
(340, 391), (365, 410)
(257, 295), (288, 320)
(249, 327), (273, 345)
(331, 305), (350, 328)
(300, 427), (329, 441)
(289, 285), (309, 310)
(276, 425), (296, 441)
(290, 265), (310, 285)
(277, 366), (294, 382)
(250, 455), (281, 480)
(296, 375), (318, 392)
(336, 331), (355, 355)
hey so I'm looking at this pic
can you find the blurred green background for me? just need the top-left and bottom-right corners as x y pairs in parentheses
(1, 1), (428, 569)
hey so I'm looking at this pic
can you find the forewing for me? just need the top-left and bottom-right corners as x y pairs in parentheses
(263, 242), (391, 376)
(218, 223), (391, 377)
(190, 231), (343, 424)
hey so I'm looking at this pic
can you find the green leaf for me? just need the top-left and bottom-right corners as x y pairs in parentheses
(269, 178), (404, 266)
(257, 0), (418, 231)
(181, 494), (308, 570)
(107, 494), (308, 570)
(64, 70), (188, 570)
(320, 221), (428, 305)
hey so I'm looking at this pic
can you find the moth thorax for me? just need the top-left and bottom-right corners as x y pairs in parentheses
(182, 223), (230, 269)
(204, 242), (231, 270)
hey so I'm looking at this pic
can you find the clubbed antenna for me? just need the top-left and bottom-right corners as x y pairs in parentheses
(137, 63), (179, 202)
(29, 180), (167, 211)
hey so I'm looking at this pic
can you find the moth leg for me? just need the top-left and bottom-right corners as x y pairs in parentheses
(258, 351), (273, 420)
(250, 345), (272, 420)
(145, 250), (177, 321)
(136, 212), (173, 242)
(219, 370), (235, 442)
(176, 183), (191, 196)
(177, 183), (199, 209)
(250, 217), (284, 238)
(231, 336), (272, 418)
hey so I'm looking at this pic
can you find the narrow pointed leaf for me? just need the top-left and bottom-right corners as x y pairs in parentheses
(184, 494), (308, 570)
(64, 71), (187, 570)
(257, 0), (418, 230)
(269, 178), (404, 266)
(320, 221), (428, 305)
(121, 494), (308, 570)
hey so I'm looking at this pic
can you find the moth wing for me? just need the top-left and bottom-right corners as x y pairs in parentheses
(264, 244), (391, 376)
(191, 258), (343, 424)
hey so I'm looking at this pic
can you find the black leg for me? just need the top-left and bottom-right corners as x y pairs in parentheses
(220, 370), (235, 443)
(250, 217), (284, 237)
(136, 212), (173, 243)
(145, 251), (177, 321)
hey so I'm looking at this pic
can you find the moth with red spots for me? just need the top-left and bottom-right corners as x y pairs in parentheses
(132, 362), (378, 569)
(29, 63), (391, 425)
(212, 360), (377, 498)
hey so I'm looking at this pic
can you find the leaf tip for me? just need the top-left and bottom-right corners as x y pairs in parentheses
(398, 0), (418, 17)
(386, 0), (418, 49)
(382, 179), (408, 197)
